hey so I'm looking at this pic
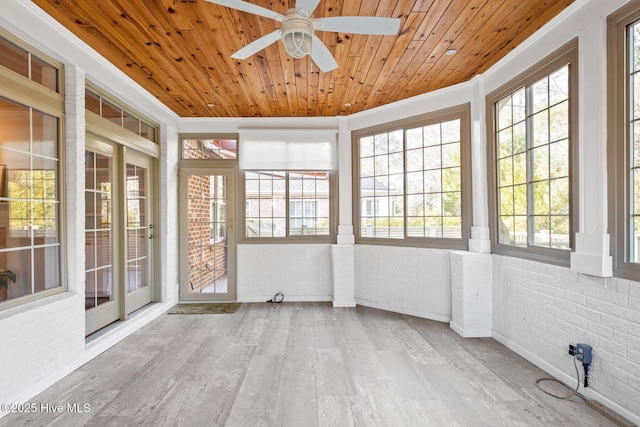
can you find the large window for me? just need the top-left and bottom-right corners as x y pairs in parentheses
(609, 3), (640, 279)
(487, 41), (578, 265)
(0, 32), (63, 309)
(0, 96), (62, 306)
(353, 105), (471, 249)
(244, 171), (333, 239)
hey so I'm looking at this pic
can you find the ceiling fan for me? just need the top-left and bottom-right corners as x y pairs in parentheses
(205, 0), (401, 72)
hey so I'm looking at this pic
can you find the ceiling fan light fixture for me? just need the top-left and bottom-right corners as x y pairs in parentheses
(281, 12), (313, 58)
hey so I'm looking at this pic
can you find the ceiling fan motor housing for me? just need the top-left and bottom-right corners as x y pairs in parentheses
(281, 11), (314, 58)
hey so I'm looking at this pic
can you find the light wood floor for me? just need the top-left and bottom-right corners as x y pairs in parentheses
(1, 303), (618, 426)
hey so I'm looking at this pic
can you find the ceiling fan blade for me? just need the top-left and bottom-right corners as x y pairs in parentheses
(314, 16), (401, 35)
(295, 0), (321, 16)
(204, 0), (285, 22)
(310, 35), (338, 72)
(231, 30), (282, 59)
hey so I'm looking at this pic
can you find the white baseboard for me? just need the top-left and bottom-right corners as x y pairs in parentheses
(450, 321), (492, 338)
(355, 298), (451, 323)
(332, 299), (356, 308)
(493, 330), (640, 426)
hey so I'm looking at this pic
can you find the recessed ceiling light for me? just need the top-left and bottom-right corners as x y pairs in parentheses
(207, 103), (215, 107)
(446, 48), (457, 56)
(344, 102), (352, 107)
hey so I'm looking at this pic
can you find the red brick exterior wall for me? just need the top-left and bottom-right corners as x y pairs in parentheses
(187, 174), (227, 293)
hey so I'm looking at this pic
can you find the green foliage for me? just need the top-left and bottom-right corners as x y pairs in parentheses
(0, 269), (16, 289)
(8, 170), (57, 231)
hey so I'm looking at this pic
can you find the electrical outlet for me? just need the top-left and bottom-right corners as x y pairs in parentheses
(576, 343), (593, 364)
(568, 344), (576, 356)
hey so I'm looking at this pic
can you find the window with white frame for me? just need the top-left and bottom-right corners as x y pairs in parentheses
(487, 41), (578, 265)
(354, 105), (471, 249)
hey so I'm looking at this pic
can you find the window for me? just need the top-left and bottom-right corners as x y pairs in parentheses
(609, 4), (640, 279)
(487, 41), (578, 265)
(0, 95), (62, 306)
(85, 88), (157, 143)
(353, 104), (471, 248)
(182, 137), (237, 160)
(210, 176), (227, 243)
(0, 34), (59, 92)
(364, 199), (379, 217)
(244, 171), (333, 240)
(0, 32), (63, 309)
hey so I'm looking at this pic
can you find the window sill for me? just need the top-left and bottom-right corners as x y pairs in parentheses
(0, 289), (73, 318)
(355, 237), (469, 250)
(492, 244), (571, 268)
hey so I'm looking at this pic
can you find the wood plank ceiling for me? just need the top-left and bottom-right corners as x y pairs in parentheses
(32, 0), (574, 118)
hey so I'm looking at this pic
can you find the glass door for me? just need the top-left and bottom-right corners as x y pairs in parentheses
(124, 150), (153, 313)
(85, 138), (119, 335)
(180, 169), (235, 301)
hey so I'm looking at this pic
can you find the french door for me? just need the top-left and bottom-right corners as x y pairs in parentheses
(124, 150), (154, 313)
(85, 138), (118, 335)
(179, 169), (235, 301)
(85, 138), (155, 335)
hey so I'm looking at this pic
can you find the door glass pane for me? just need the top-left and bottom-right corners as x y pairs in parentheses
(187, 174), (228, 294)
(126, 163), (149, 292)
(85, 151), (113, 309)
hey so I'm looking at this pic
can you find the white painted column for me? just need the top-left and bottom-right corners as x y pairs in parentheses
(452, 77), (494, 336)
(468, 76), (492, 254)
(64, 65), (86, 295)
(450, 251), (493, 337)
(332, 117), (356, 307)
(158, 124), (180, 303)
(570, 19), (612, 277)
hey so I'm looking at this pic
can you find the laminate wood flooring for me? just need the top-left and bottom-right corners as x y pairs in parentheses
(0, 303), (619, 426)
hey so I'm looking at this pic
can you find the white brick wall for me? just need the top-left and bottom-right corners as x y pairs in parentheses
(331, 244), (356, 307)
(0, 294), (85, 409)
(450, 251), (493, 337)
(354, 245), (451, 321)
(493, 255), (640, 422)
(237, 244), (333, 302)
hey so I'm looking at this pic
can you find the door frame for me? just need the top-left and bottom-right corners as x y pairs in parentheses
(179, 167), (237, 301)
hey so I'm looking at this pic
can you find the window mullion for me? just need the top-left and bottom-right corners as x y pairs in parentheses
(525, 85), (535, 248)
(285, 172), (290, 237)
(403, 130), (408, 238)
